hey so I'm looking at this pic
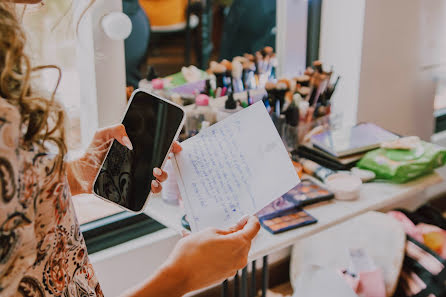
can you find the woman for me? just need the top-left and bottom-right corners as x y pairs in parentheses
(0, 1), (260, 296)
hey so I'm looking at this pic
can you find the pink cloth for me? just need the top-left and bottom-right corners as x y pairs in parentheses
(338, 269), (386, 297)
(388, 211), (446, 259)
(357, 270), (386, 297)
(388, 211), (424, 242)
(417, 223), (446, 258)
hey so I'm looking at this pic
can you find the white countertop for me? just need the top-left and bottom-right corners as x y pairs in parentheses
(145, 173), (442, 261)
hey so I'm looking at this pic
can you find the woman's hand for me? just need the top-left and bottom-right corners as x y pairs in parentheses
(124, 216), (261, 297)
(172, 215), (261, 292)
(67, 124), (182, 196)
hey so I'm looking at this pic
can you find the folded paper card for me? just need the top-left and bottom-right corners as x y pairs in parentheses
(172, 102), (299, 232)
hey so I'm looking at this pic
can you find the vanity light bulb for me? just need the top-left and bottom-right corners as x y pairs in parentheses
(101, 12), (132, 41)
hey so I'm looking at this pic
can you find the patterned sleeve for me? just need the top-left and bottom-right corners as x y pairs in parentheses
(0, 99), (40, 295)
(0, 98), (103, 297)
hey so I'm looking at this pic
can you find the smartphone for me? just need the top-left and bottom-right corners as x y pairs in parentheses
(93, 90), (185, 212)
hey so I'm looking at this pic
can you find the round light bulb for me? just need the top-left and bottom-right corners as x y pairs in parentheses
(101, 12), (132, 41)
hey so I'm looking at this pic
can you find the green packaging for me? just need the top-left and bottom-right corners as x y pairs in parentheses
(357, 141), (446, 183)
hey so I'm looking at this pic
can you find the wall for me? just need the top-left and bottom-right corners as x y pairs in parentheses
(319, 0), (366, 127)
(419, 0), (446, 69)
(276, 0), (308, 77)
(356, 0), (436, 140)
(319, 0), (440, 139)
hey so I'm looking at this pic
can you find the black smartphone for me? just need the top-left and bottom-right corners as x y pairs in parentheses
(93, 90), (185, 212)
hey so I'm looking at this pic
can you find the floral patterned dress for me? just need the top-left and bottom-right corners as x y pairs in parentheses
(0, 98), (103, 296)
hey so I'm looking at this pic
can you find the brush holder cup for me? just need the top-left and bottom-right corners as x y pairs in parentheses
(278, 113), (343, 152)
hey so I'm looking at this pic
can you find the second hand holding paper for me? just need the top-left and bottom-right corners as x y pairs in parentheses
(173, 102), (299, 232)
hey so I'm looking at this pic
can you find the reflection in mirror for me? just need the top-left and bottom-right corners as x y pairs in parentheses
(122, 0), (277, 83)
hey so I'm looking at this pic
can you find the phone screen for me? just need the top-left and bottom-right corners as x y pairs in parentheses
(94, 91), (184, 212)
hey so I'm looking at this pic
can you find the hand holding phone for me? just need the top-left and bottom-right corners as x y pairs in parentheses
(67, 123), (182, 197)
(93, 90), (185, 212)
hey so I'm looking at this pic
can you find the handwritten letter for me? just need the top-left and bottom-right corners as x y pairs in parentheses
(173, 102), (299, 232)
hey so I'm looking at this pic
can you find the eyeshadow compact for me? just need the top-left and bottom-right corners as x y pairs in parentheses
(259, 208), (317, 234)
(256, 196), (297, 217)
(283, 178), (334, 207)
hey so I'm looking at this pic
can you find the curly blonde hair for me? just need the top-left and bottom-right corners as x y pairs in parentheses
(0, 2), (66, 176)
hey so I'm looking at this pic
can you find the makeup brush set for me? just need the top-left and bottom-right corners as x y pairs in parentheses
(206, 46), (278, 98)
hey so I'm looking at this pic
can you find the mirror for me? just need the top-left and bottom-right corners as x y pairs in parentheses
(122, 0), (277, 84)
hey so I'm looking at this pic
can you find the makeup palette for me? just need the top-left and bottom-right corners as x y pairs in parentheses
(256, 196), (296, 217)
(283, 178), (334, 207)
(259, 208), (317, 234)
(255, 179), (329, 234)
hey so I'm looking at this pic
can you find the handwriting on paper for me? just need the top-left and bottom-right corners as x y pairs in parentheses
(184, 122), (256, 224)
(174, 102), (299, 232)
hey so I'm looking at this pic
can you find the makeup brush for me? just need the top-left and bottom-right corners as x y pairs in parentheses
(233, 56), (248, 65)
(294, 75), (310, 87)
(309, 74), (329, 106)
(210, 61), (227, 89)
(284, 101), (300, 127)
(297, 86), (311, 98)
(325, 75), (341, 100)
(232, 59), (244, 93)
(263, 46), (274, 57)
(242, 61), (256, 90)
(263, 95), (272, 113)
(275, 81), (289, 114)
(255, 51), (264, 74)
(270, 53), (278, 79)
(306, 73), (320, 105)
(313, 60), (323, 73)
(265, 81), (276, 92)
(220, 59), (233, 90)
(265, 81), (277, 102)
(304, 67), (315, 76)
(244, 53), (255, 62)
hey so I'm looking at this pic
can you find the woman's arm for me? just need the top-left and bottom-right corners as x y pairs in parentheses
(122, 216), (261, 297)
(123, 262), (189, 297)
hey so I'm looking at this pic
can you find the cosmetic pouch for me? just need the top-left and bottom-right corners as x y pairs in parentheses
(393, 236), (446, 297)
(391, 205), (446, 297)
(357, 141), (446, 183)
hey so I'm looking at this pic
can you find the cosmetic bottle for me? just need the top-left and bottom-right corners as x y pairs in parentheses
(232, 60), (244, 93)
(186, 94), (216, 137)
(161, 159), (181, 205)
(216, 91), (242, 122)
(210, 61), (226, 89)
(301, 158), (337, 182)
(225, 91), (237, 110)
(201, 79), (215, 98)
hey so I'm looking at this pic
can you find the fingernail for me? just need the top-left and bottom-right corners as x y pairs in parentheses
(237, 215), (250, 226)
(152, 180), (159, 188)
(122, 136), (133, 150)
(154, 168), (162, 176)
